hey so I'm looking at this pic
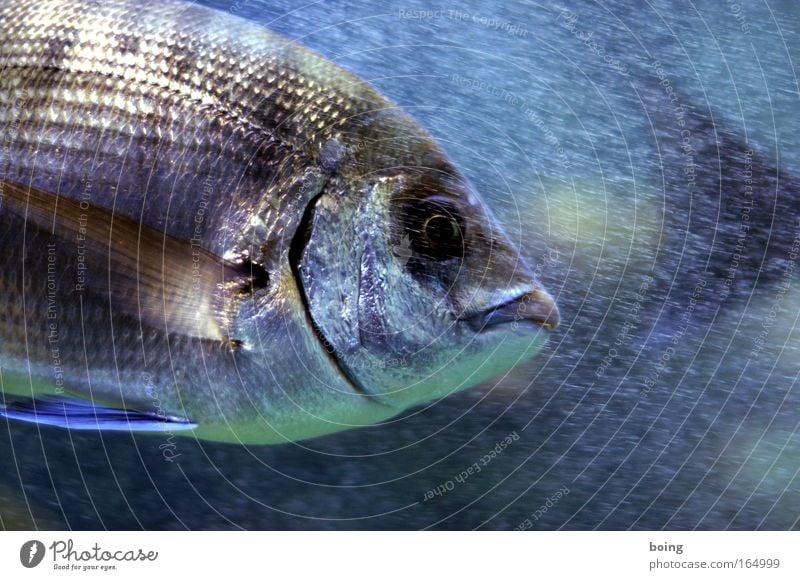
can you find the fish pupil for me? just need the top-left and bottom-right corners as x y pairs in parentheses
(424, 215), (460, 248)
(406, 200), (465, 261)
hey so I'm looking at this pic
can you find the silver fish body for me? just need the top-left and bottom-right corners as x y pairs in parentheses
(0, 0), (558, 443)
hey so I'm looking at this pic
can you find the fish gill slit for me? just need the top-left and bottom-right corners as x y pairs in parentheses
(288, 192), (376, 402)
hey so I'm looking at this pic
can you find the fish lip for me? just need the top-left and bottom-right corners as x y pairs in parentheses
(459, 288), (560, 332)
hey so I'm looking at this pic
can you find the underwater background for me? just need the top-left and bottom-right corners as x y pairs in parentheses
(1, 0), (799, 530)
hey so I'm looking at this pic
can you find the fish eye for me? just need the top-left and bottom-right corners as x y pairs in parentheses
(404, 198), (466, 261)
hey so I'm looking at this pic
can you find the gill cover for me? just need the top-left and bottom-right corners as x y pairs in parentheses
(293, 170), (555, 410)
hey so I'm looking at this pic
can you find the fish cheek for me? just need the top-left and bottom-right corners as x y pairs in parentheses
(355, 233), (426, 356)
(355, 244), (391, 351)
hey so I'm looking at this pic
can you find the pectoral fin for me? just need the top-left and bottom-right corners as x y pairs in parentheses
(1, 180), (262, 341)
(0, 397), (197, 432)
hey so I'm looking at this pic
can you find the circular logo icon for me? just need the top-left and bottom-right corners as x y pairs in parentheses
(20, 540), (46, 568)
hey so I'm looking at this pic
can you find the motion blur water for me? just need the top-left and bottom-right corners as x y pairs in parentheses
(1, 0), (798, 529)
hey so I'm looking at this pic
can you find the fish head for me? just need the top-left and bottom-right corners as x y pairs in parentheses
(293, 163), (559, 410)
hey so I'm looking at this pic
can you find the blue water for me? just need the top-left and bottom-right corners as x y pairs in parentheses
(1, 0), (799, 529)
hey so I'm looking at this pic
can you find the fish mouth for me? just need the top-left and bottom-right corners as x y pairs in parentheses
(460, 288), (560, 332)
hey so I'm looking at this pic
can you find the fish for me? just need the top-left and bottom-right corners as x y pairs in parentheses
(0, 0), (559, 444)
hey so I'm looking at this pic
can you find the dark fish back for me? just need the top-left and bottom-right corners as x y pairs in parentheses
(0, 0), (380, 253)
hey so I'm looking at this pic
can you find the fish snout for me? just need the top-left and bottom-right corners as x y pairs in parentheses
(463, 287), (560, 332)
